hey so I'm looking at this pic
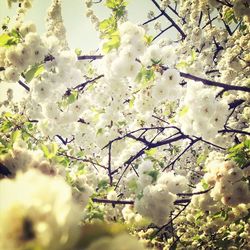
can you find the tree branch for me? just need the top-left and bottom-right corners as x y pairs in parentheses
(151, 0), (186, 39)
(18, 80), (30, 91)
(179, 72), (250, 93)
(74, 74), (104, 91)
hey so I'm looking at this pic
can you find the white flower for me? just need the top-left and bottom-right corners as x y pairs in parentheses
(31, 79), (53, 101)
(157, 172), (188, 194)
(162, 68), (181, 86)
(140, 44), (163, 66)
(24, 32), (42, 47)
(68, 98), (85, 119)
(135, 184), (176, 225)
(4, 66), (19, 82)
(0, 169), (81, 250)
(6, 47), (27, 70)
(152, 82), (168, 102)
(19, 21), (36, 37)
(43, 102), (61, 119)
(25, 98), (44, 119)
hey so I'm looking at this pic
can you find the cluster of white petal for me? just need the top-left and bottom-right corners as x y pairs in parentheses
(134, 184), (176, 226)
(0, 139), (61, 177)
(46, 0), (69, 49)
(130, 160), (188, 225)
(191, 160), (250, 212)
(177, 81), (229, 141)
(101, 21), (145, 80)
(205, 160), (250, 207)
(26, 49), (88, 137)
(151, 68), (182, 102)
(140, 42), (177, 68)
(0, 23), (47, 82)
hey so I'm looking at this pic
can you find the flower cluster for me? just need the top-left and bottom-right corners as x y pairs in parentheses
(205, 160), (250, 207)
(133, 162), (188, 225)
(46, 0), (69, 49)
(0, 23), (47, 82)
(177, 81), (229, 141)
(0, 139), (60, 178)
(101, 21), (145, 80)
(191, 159), (250, 213)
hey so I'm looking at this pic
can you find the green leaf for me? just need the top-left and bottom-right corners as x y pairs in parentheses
(191, 49), (196, 61)
(0, 30), (21, 47)
(194, 211), (204, 221)
(129, 97), (135, 108)
(227, 139), (250, 167)
(128, 179), (138, 191)
(40, 143), (58, 159)
(105, 0), (127, 10)
(179, 106), (189, 117)
(176, 61), (189, 69)
(201, 179), (209, 190)
(97, 128), (103, 135)
(212, 211), (223, 219)
(221, 210), (228, 221)
(146, 170), (159, 183)
(0, 33), (11, 46)
(135, 67), (155, 85)
(11, 130), (21, 143)
(99, 16), (117, 39)
(239, 22), (247, 32)
(98, 179), (109, 190)
(224, 9), (235, 25)
(67, 91), (78, 104)
(55, 155), (70, 167)
(75, 48), (82, 56)
(144, 35), (153, 45)
(105, 0), (117, 9)
(145, 148), (157, 157)
(24, 64), (44, 82)
(1, 120), (12, 133)
(151, 58), (162, 65)
(244, 139), (250, 149)
(50, 142), (58, 156)
(197, 152), (207, 165)
(41, 145), (50, 158)
(117, 121), (126, 126)
(99, 19), (112, 31)
(102, 32), (120, 53)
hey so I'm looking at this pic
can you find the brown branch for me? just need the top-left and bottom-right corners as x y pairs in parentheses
(58, 152), (107, 169)
(179, 72), (250, 93)
(107, 143), (113, 185)
(92, 198), (134, 205)
(74, 74), (104, 91)
(92, 198), (190, 206)
(151, 0), (186, 39)
(142, 13), (163, 25)
(154, 202), (190, 235)
(77, 55), (103, 60)
(18, 80), (30, 91)
(153, 25), (173, 41)
(218, 128), (250, 136)
(177, 187), (213, 196)
(163, 138), (199, 171)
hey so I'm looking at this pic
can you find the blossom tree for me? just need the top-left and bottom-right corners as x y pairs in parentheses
(0, 0), (249, 249)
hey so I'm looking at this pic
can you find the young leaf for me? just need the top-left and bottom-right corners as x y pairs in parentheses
(24, 64), (44, 82)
